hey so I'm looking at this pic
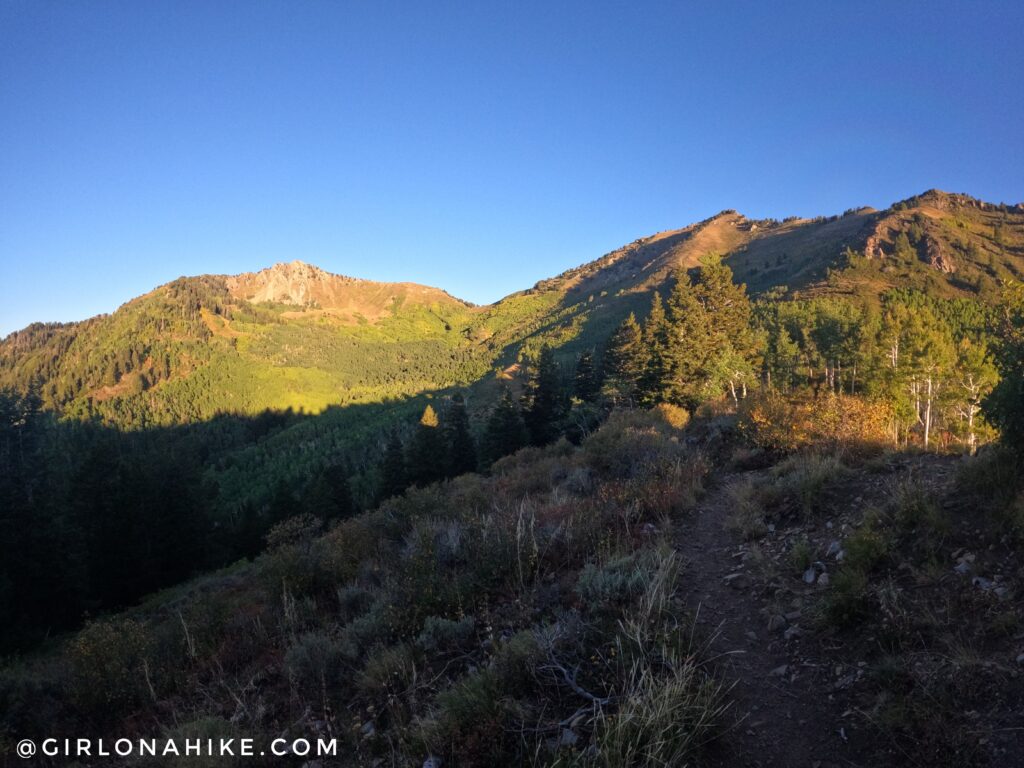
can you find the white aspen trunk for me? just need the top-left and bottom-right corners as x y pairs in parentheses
(967, 404), (977, 456)
(924, 376), (933, 449)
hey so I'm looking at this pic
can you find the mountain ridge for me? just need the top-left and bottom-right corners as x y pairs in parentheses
(2, 189), (1023, 427)
(6, 188), (1023, 338)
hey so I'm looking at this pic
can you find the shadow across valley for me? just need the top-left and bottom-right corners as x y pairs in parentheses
(0, 388), (468, 653)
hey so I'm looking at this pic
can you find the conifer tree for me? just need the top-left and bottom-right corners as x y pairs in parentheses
(602, 313), (644, 403)
(483, 388), (528, 465)
(443, 393), (478, 477)
(304, 463), (355, 520)
(267, 479), (298, 526)
(407, 404), (446, 486)
(523, 345), (565, 445)
(637, 292), (675, 405)
(104, 359), (121, 387)
(235, 500), (266, 559)
(378, 429), (407, 501)
(661, 263), (757, 408)
(573, 350), (601, 402)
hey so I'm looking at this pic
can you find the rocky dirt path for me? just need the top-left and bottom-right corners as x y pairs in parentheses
(677, 470), (871, 768)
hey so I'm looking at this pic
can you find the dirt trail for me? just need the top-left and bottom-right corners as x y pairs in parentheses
(677, 471), (869, 768)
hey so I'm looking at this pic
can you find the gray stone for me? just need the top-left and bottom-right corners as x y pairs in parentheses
(770, 664), (789, 677)
(423, 758), (444, 768)
(768, 614), (787, 631)
(784, 626), (803, 641)
(724, 573), (750, 590)
(817, 572), (830, 587)
(803, 567), (817, 584)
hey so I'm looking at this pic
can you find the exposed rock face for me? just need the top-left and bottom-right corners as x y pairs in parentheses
(922, 235), (956, 273)
(863, 229), (886, 260)
(225, 260), (345, 305)
(223, 260), (469, 319)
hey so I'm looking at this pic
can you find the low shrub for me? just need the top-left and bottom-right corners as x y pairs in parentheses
(890, 479), (950, 559)
(820, 566), (871, 627)
(956, 447), (1024, 542)
(576, 548), (663, 610)
(787, 538), (814, 573)
(336, 584), (377, 622)
(771, 453), (848, 516)
(357, 642), (417, 698)
(67, 619), (153, 723)
(416, 615), (476, 653)
(723, 478), (767, 540)
(490, 630), (543, 697)
(425, 668), (527, 765)
(284, 631), (346, 702)
(582, 410), (688, 480)
(339, 600), (394, 660)
(740, 393), (892, 455)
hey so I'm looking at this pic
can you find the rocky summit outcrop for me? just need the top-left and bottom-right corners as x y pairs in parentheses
(224, 260), (469, 319)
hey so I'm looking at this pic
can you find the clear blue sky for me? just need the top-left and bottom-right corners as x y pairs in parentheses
(2, 1), (1022, 335)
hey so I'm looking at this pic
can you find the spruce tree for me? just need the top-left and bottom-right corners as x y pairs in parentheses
(483, 388), (528, 465)
(267, 479), (298, 526)
(378, 429), (407, 501)
(302, 475), (338, 520)
(523, 345), (565, 445)
(407, 404), (446, 486)
(573, 350), (601, 402)
(659, 263), (756, 408)
(636, 293), (674, 405)
(602, 312), (644, 402)
(305, 463), (355, 520)
(443, 393), (478, 477)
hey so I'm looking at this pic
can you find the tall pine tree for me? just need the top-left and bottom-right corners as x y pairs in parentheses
(407, 404), (446, 486)
(636, 293), (674, 405)
(443, 393), (478, 477)
(523, 345), (565, 445)
(483, 388), (528, 465)
(602, 312), (645, 403)
(573, 350), (601, 402)
(377, 429), (408, 501)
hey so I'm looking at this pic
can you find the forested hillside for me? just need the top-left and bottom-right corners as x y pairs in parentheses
(2, 190), (1024, 765)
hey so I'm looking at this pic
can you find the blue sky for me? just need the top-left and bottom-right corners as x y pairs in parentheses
(2, 1), (1022, 335)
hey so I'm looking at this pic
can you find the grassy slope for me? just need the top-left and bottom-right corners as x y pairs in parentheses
(0, 408), (726, 768)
